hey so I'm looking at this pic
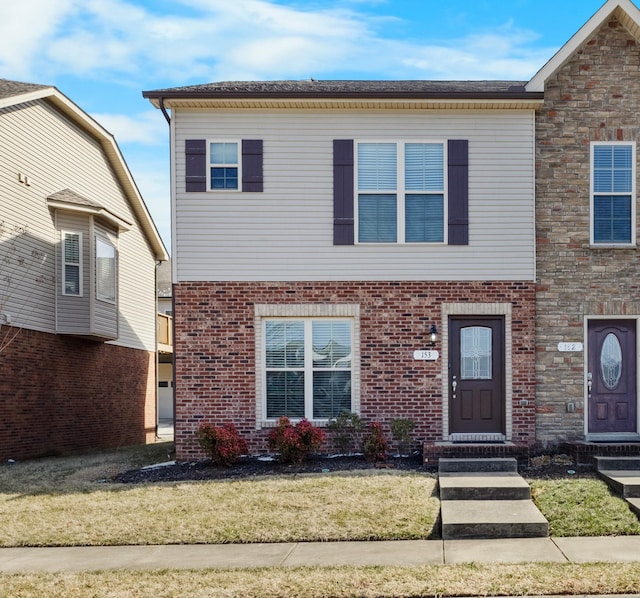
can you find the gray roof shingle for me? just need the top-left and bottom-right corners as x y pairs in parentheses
(144, 79), (533, 99)
(0, 78), (50, 101)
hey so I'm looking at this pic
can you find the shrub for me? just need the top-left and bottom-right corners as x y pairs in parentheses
(390, 418), (416, 455)
(197, 422), (248, 467)
(327, 411), (363, 455)
(268, 416), (325, 464)
(361, 422), (388, 462)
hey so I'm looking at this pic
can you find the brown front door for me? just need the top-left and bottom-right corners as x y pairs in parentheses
(588, 320), (637, 434)
(449, 317), (505, 435)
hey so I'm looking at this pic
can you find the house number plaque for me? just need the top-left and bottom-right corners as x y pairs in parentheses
(413, 350), (439, 361)
(557, 342), (583, 352)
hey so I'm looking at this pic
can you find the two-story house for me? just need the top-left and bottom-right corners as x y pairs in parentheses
(531, 0), (640, 456)
(0, 79), (168, 461)
(146, 0), (640, 461)
(144, 81), (539, 459)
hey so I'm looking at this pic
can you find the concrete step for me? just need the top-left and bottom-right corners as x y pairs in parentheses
(597, 470), (640, 498)
(627, 498), (640, 518)
(440, 500), (549, 540)
(594, 456), (640, 471)
(438, 457), (518, 474)
(438, 473), (532, 501)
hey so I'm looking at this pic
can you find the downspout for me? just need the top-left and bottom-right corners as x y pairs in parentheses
(159, 97), (171, 125)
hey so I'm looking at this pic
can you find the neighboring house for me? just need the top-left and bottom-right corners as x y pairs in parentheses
(531, 0), (640, 449)
(156, 259), (174, 421)
(144, 0), (640, 461)
(0, 79), (168, 461)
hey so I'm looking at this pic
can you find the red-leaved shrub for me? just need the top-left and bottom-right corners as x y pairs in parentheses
(197, 422), (248, 466)
(267, 416), (325, 464)
(361, 422), (388, 462)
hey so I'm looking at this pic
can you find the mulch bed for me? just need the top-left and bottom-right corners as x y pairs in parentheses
(113, 452), (596, 484)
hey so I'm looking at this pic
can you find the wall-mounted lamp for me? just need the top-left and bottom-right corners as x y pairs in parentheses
(429, 324), (438, 345)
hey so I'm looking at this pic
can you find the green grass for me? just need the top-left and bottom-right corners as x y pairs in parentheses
(530, 477), (640, 536)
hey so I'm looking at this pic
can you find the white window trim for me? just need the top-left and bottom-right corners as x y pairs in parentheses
(95, 235), (117, 304)
(62, 230), (82, 297)
(354, 139), (448, 245)
(590, 141), (636, 247)
(207, 139), (241, 192)
(254, 304), (361, 429)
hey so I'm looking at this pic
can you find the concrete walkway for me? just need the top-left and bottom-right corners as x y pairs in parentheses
(3, 536), (640, 572)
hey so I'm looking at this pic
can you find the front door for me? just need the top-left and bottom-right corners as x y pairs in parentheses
(588, 319), (637, 434)
(449, 317), (505, 435)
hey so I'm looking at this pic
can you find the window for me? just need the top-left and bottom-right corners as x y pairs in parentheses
(264, 319), (352, 420)
(209, 141), (239, 190)
(591, 142), (635, 245)
(95, 237), (116, 303)
(357, 141), (445, 243)
(62, 231), (81, 296)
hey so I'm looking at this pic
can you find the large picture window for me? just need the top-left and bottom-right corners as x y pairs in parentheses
(62, 231), (82, 296)
(357, 141), (445, 243)
(591, 142), (635, 245)
(264, 319), (352, 420)
(95, 236), (116, 303)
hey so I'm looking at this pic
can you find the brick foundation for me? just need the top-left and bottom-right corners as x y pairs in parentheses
(174, 280), (535, 460)
(0, 327), (156, 461)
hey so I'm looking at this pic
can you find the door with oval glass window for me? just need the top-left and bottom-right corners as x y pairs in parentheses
(587, 320), (637, 434)
(449, 317), (505, 435)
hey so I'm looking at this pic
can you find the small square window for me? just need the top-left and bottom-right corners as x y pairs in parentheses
(210, 142), (239, 190)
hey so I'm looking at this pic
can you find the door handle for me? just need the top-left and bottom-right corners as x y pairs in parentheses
(452, 376), (457, 397)
(587, 372), (592, 395)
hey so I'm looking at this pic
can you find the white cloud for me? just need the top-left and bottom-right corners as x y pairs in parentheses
(91, 111), (168, 145)
(0, 0), (556, 85)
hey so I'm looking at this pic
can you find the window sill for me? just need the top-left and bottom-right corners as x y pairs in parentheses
(589, 243), (636, 249)
(260, 419), (333, 429)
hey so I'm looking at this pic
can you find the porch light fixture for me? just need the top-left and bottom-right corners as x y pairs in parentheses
(429, 324), (438, 345)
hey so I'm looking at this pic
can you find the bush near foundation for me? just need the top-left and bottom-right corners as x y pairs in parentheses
(268, 417), (325, 464)
(361, 422), (389, 462)
(197, 422), (248, 467)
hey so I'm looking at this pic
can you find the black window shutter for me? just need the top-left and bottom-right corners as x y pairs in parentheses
(448, 139), (469, 245)
(185, 139), (207, 192)
(333, 139), (354, 245)
(242, 140), (263, 192)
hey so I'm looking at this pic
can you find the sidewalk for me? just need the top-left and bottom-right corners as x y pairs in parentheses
(3, 536), (640, 573)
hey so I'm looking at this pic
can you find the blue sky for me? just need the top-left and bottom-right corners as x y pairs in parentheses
(0, 0), (611, 250)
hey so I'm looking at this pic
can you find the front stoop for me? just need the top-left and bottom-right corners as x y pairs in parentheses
(595, 456), (640, 518)
(438, 458), (549, 540)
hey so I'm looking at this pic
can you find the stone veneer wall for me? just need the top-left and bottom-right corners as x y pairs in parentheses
(173, 280), (535, 459)
(535, 16), (640, 444)
(0, 328), (157, 461)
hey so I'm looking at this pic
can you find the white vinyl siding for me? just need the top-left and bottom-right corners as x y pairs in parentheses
(0, 99), (157, 350)
(173, 109), (535, 282)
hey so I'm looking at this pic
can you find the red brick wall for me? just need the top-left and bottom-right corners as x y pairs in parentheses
(0, 327), (156, 461)
(174, 281), (536, 459)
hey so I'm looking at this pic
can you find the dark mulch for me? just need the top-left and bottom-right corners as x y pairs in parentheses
(113, 452), (596, 484)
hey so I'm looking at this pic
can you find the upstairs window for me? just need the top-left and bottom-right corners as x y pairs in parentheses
(95, 236), (116, 303)
(63, 232), (82, 296)
(209, 141), (239, 190)
(591, 142), (635, 245)
(357, 141), (445, 243)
